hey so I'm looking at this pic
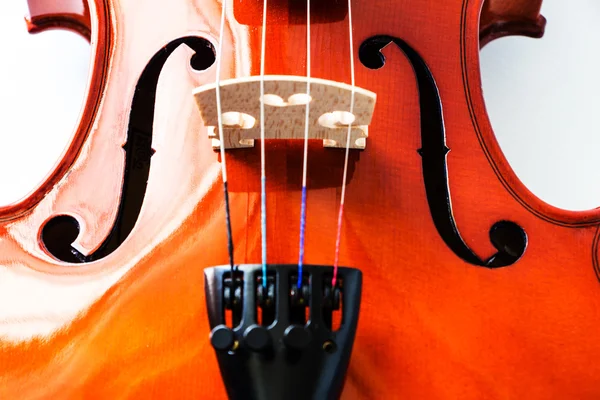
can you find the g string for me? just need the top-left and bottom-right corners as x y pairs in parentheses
(215, 0), (235, 273)
(297, 0), (311, 289)
(332, 0), (356, 288)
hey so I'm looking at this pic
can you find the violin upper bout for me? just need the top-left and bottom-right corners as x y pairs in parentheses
(25, 0), (91, 40)
(479, 0), (547, 48)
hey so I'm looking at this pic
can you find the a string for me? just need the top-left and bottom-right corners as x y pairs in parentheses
(297, 0), (311, 289)
(215, 0), (235, 273)
(259, 0), (268, 288)
(332, 0), (356, 288)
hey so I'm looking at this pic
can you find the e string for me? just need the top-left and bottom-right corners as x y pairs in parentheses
(332, 0), (356, 287)
(259, 0), (269, 288)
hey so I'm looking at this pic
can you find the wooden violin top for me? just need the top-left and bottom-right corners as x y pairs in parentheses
(5, 0), (600, 399)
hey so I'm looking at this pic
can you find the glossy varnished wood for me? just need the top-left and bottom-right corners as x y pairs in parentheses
(4, 0), (600, 399)
(480, 0), (546, 47)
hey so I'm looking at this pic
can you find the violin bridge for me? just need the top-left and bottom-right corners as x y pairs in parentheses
(192, 76), (376, 150)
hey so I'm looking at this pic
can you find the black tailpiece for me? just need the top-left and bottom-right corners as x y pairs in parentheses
(204, 264), (362, 400)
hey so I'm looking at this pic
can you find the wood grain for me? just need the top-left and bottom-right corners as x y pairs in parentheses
(5, 1), (600, 400)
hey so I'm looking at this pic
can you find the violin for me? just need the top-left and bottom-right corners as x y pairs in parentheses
(5, 0), (598, 399)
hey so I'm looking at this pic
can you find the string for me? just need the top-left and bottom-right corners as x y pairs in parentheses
(215, 0), (235, 273)
(297, 0), (311, 289)
(259, 0), (268, 288)
(332, 0), (356, 288)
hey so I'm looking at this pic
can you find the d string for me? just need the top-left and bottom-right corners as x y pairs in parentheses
(215, 0), (235, 273)
(297, 0), (311, 289)
(332, 0), (356, 288)
(259, 0), (268, 288)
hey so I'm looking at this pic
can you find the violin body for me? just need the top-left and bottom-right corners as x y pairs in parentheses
(3, 0), (599, 399)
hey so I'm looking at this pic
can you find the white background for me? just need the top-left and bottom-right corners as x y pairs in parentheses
(0, 0), (597, 211)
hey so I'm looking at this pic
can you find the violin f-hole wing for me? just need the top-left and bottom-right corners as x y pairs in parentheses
(359, 35), (528, 268)
(40, 36), (216, 263)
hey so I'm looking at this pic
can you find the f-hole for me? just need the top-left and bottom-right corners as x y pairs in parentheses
(40, 36), (216, 263)
(358, 35), (527, 268)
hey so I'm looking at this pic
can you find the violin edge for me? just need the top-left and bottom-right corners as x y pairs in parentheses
(0, 0), (110, 222)
(479, 14), (547, 48)
(25, 0), (91, 40)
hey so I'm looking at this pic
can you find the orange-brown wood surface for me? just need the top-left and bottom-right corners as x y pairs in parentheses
(480, 0), (546, 47)
(4, 0), (600, 399)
